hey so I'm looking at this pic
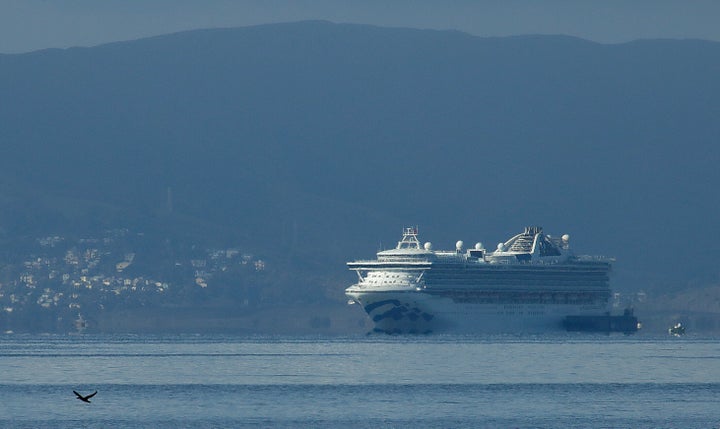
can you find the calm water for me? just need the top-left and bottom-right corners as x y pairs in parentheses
(1, 333), (719, 428)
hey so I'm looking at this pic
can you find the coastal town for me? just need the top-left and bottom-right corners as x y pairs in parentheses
(0, 228), (267, 332)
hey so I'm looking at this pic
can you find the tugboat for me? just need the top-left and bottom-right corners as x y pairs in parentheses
(668, 322), (685, 336)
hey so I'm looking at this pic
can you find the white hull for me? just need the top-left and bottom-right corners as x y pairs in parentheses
(348, 290), (608, 334)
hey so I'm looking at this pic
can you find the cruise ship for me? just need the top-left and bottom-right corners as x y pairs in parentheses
(346, 226), (630, 334)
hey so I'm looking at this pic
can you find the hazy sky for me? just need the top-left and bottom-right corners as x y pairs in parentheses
(2, 0), (719, 53)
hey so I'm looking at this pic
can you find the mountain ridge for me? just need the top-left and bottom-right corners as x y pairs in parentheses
(1, 20), (719, 299)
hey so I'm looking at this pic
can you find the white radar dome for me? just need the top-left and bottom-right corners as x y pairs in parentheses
(475, 242), (484, 250)
(424, 242), (433, 251)
(497, 242), (505, 251)
(562, 234), (570, 242)
(456, 240), (464, 251)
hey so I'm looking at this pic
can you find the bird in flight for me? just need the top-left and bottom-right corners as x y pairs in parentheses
(74, 390), (98, 403)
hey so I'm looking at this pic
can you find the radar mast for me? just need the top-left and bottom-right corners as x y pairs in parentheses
(397, 226), (421, 249)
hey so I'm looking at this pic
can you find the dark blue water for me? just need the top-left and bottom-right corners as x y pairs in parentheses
(1, 334), (719, 428)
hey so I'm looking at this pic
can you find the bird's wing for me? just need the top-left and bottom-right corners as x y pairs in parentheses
(86, 391), (98, 399)
(73, 391), (83, 399)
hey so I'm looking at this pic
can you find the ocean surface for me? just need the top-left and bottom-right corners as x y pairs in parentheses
(1, 333), (719, 428)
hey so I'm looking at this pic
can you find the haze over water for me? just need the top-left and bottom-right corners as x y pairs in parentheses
(2, 334), (719, 428)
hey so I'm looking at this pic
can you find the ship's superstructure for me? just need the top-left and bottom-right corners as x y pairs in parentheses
(346, 226), (616, 334)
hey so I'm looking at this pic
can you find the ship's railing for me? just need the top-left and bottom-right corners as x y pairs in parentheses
(351, 258), (433, 264)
